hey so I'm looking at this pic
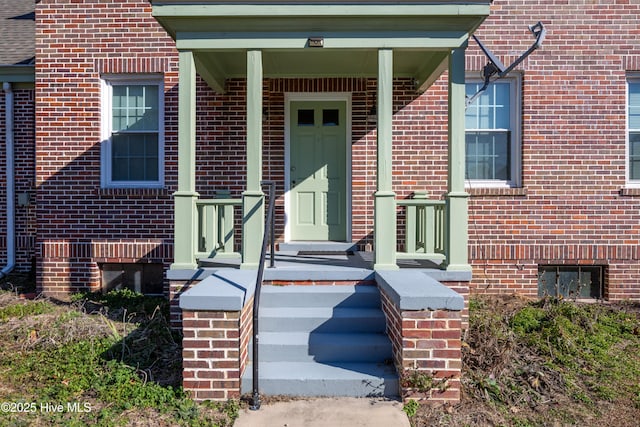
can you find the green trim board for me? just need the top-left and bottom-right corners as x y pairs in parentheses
(171, 51), (199, 270)
(152, 1), (489, 92)
(445, 46), (471, 272)
(241, 50), (265, 268)
(374, 49), (398, 270)
(193, 53), (226, 94)
(152, 3), (489, 24)
(0, 66), (34, 83)
(175, 31), (469, 50)
(190, 49), (452, 82)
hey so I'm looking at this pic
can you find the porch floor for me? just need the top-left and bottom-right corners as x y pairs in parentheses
(194, 243), (470, 283)
(200, 251), (443, 270)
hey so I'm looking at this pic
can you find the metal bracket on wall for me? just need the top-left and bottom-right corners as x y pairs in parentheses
(466, 21), (547, 108)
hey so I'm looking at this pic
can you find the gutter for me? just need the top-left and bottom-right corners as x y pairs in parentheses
(0, 82), (15, 279)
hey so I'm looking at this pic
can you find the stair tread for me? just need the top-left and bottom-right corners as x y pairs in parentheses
(243, 361), (397, 380)
(245, 285), (397, 396)
(262, 285), (379, 294)
(258, 331), (391, 344)
(260, 306), (386, 317)
(260, 285), (382, 308)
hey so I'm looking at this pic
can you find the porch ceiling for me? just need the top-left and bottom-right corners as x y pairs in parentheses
(151, 1), (490, 93)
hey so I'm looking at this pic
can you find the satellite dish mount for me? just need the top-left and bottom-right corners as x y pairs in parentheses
(466, 21), (546, 107)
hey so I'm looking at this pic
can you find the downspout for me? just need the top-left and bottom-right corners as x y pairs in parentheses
(0, 82), (15, 279)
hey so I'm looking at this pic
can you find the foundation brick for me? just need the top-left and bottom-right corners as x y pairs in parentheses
(379, 287), (463, 404)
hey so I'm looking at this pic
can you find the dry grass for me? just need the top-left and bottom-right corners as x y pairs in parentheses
(0, 278), (237, 427)
(411, 295), (640, 427)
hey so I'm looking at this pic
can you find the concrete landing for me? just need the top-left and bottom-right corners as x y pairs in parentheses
(170, 248), (473, 283)
(241, 361), (398, 397)
(233, 397), (410, 427)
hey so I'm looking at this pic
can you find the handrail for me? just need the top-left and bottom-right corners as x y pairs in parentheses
(250, 180), (276, 411)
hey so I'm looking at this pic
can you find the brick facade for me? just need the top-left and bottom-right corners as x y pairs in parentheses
(463, 1), (640, 301)
(380, 287), (463, 404)
(34, 0), (179, 295)
(10, 0), (636, 300)
(181, 296), (253, 401)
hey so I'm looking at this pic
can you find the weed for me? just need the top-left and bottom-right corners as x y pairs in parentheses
(510, 306), (545, 335)
(462, 296), (640, 425)
(478, 375), (502, 401)
(74, 288), (169, 320)
(570, 389), (593, 405)
(510, 417), (536, 427)
(401, 370), (435, 393)
(0, 300), (53, 321)
(53, 309), (82, 325)
(210, 399), (241, 422)
(403, 399), (420, 418)
(633, 384), (640, 409)
(0, 289), (237, 427)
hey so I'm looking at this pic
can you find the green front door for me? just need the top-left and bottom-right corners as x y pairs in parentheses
(289, 101), (347, 241)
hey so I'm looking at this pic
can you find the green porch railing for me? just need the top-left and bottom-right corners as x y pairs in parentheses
(195, 195), (242, 259)
(397, 193), (446, 262)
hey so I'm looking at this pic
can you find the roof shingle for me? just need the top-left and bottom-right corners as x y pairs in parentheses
(0, 0), (35, 66)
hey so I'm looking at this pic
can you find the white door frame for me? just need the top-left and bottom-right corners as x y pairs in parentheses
(284, 92), (352, 242)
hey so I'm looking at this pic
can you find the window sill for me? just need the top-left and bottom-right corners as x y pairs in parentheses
(96, 187), (171, 197)
(468, 187), (528, 197)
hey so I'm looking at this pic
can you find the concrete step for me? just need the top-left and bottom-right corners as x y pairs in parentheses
(241, 361), (399, 398)
(248, 283), (398, 398)
(260, 285), (381, 308)
(259, 306), (387, 333)
(255, 332), (393, 363)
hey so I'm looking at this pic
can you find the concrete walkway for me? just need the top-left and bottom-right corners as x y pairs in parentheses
(233, 397), (410, 427)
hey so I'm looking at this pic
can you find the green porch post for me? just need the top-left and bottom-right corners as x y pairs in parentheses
(172, 50), (199, 270)
(374, 49), (398, 270)
(241, 50), (264, 269)
(446, 44), (472, 272)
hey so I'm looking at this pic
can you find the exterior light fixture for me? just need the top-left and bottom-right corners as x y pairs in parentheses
(308, 37), (324, 48)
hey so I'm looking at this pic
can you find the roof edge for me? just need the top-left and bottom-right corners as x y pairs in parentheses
(0, 65), (35, 83)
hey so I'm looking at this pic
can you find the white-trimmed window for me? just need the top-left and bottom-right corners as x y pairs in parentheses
(465, 78), (520, 187)
(101, 75), (164, 188)
(627, 78), (640, 184)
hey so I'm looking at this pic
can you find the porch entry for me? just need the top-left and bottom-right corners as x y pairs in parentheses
(288, 100), (347, 241)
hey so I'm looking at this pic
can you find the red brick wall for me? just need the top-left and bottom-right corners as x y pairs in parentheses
(0, 88), (36, 273)
(460, 0), (640, 300)
(34, 0), (180, 294)
(181, 299), (253, 401)
(380, 288), (463, 404)
(33, 0), (640, 301)
(169, 280), (192, 329)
